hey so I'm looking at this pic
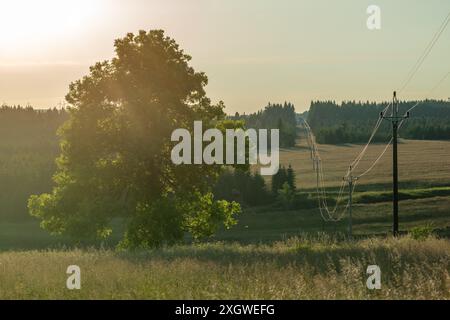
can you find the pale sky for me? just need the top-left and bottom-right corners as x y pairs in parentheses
(0, 0), (449, 113)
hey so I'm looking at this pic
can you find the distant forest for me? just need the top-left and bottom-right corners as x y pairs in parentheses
(231, 102), (298, 148)
(307, 100), (450, 144)
(0, 105), (68, 221)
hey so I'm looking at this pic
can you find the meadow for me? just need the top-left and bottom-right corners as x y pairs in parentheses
(1, 138), (450, 299)
(0, 236), (448, 299)
(280, 138), (450, 190)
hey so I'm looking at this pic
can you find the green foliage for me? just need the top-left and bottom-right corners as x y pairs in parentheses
(286, 164), (296, 190)
(120, 199), (185, 249)
(182, 193), (240, 241)
(272, 165), (296, 195)
(271, 166), (314, 210)
(276, 184), (314, 211)
(119, 192), (240, 249)
(277, 182), (296, 210)
(213, 169), (272, 206)
(410, 224), (434, 241)
(28, 30), (240, 248)
(272, 167), (286, 195)
(353, 187), (450, 205)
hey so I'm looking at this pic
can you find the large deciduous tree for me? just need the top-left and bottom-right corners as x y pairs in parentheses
(28, 30), (240, 248)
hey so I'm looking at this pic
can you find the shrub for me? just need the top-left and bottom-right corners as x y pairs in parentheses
(410, 224), (434, 241)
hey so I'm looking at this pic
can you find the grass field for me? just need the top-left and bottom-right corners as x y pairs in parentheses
(2, 194), (450, 251)
(0, 236), (448, 299)
(1, 138), (450, 299)
(280, 138), (450, 190)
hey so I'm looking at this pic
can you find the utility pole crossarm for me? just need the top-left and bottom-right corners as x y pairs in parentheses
(380, 91), (411, 122)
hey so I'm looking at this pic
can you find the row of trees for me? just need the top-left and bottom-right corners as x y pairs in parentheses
(231, 102), (298, 147)
(0, 105), (68, 221)
(0, 105), (68, 145)
(308, 100), (450, 144)
(314, 123), (390, 144)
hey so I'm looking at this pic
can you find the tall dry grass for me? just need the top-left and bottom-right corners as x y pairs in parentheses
(0, 235), (448, 299)
(280, 139), (450, 189)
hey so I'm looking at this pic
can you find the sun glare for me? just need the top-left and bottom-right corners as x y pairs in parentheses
(0, 0), (100, 47)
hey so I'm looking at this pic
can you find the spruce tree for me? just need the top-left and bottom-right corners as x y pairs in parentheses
(286, 164), (296, 191)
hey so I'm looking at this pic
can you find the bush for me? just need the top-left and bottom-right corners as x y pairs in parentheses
(277, 183), (296, 210)
(410, 224), (434, 241)
(214, 169), (273, 206)
(276, 186), (316, 211)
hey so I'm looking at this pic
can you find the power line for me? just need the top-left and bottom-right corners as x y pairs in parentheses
(356, 138), (392, 179)
(302, 106), (391, 222)
(429, 71), (450, 95)
(355, 69), (450, 179)
(350, 11), (450, 180)
(302, 119), (348, 221)
(404, 71), (450, 115)
(399, 11), (450, 94)
(301, 10), (450, 224)
(347, 102), (392, 175)
(303, 119), (364, 222)
(302, 65), (450, 222)
(353, 12), (450, 182)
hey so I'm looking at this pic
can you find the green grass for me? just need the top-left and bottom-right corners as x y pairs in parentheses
(1, 138), (450, 299)
(3, 195), (450, 251)
(353, 187), (450, 204)
(0, 219), (124, 252)
(0, 236), (448, 299)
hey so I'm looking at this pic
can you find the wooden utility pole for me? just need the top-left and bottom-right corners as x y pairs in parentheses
(381, 91), (409, 237)
(344, 166), (358, 240)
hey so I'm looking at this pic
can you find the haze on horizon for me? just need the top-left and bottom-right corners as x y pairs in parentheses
(0, 0), (449, 114)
